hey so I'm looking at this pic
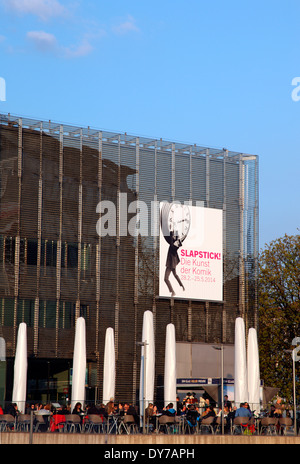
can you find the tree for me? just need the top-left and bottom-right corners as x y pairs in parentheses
(259, 234), (300, 402)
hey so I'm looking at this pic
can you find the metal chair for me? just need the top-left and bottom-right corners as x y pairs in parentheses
(175, 415), (185, 434)
(119, 415), (139, 434)
(157, 415), (176, 434)
(84, 414), (105, 433)
(199, 416), (215, 434)
(64, 414), (82, 433)
(231, 416), (249, 434)
(34, 414), (47, 432)
(16, 414), (32, 432)
(259, 417), (277, 435)
(0, 414), (15, 431)
(214, 416), (222, 434)
(279, 417), (293, 435)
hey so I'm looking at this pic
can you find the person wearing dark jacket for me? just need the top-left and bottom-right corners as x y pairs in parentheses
(72, 402), (84, 416)
(199, 404), (216, 422)
(126, 403), (139, 426)
(162, 403), (176, 416)
(5, 403), (19, 417)
(186, 404), (200, 433)
(164, 232), (185, 296)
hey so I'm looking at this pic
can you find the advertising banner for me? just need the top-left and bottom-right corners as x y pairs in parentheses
(159, 202), (223, 302)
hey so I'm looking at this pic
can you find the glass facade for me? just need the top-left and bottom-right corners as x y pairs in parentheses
(0, 114), (258, 404)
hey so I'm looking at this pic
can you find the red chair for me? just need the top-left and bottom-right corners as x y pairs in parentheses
(50, 414), (66, 432)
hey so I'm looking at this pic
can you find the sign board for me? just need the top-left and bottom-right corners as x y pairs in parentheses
(159, 202), (223, 301)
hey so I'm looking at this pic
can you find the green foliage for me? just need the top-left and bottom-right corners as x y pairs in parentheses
(259, 234), (300, 402)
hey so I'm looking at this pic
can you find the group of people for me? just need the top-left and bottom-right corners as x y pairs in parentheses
(0, 398), (141, 432)
(0, 395), (290, 434)
(143, 395), (256, 434)
(143, 397), (221, 434)
(0, 395), (243, 434)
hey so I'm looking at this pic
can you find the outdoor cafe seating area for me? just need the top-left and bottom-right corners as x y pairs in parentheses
(0, 400), (296, 436)
(1, 319), (296, 438)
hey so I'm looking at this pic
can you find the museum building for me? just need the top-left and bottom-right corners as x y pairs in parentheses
(0, 114), (258, 406)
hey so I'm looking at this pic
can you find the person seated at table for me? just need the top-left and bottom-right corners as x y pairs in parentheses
(222, 405), (232, 432)
(269, 404), (276, 417)
(123, 402), (129, 414)
(145, 403), (157, 430)
(199, 404), (216, 423)
(235, 402), (252, 418)
(72, 402), (84, 416)
(186, 404), (200, 433)
(5, 403), (19, 417)
(25, 403), (37, 415)
(126, 403), (139, 426)
(105, 398), (115, 415)
(36, 403), (52, 415)
(86, 403), (100, 415)
(226, 405), (236, 424)
(117, 403), (125, 416)
(213, 405), (231, 432)
(97, 403), (107, 419)
(34, 404), (52, 431)
(162, 403), (176, 416)
(58, 404), (70, 415)
(145, 402), (154, 416)
(112, 403), (119, 415)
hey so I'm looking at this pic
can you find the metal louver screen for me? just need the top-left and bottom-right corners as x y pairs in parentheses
(0, 114), (258, 403)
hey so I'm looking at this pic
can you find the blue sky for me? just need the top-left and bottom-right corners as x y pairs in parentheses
(0, 0), (299, 249)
